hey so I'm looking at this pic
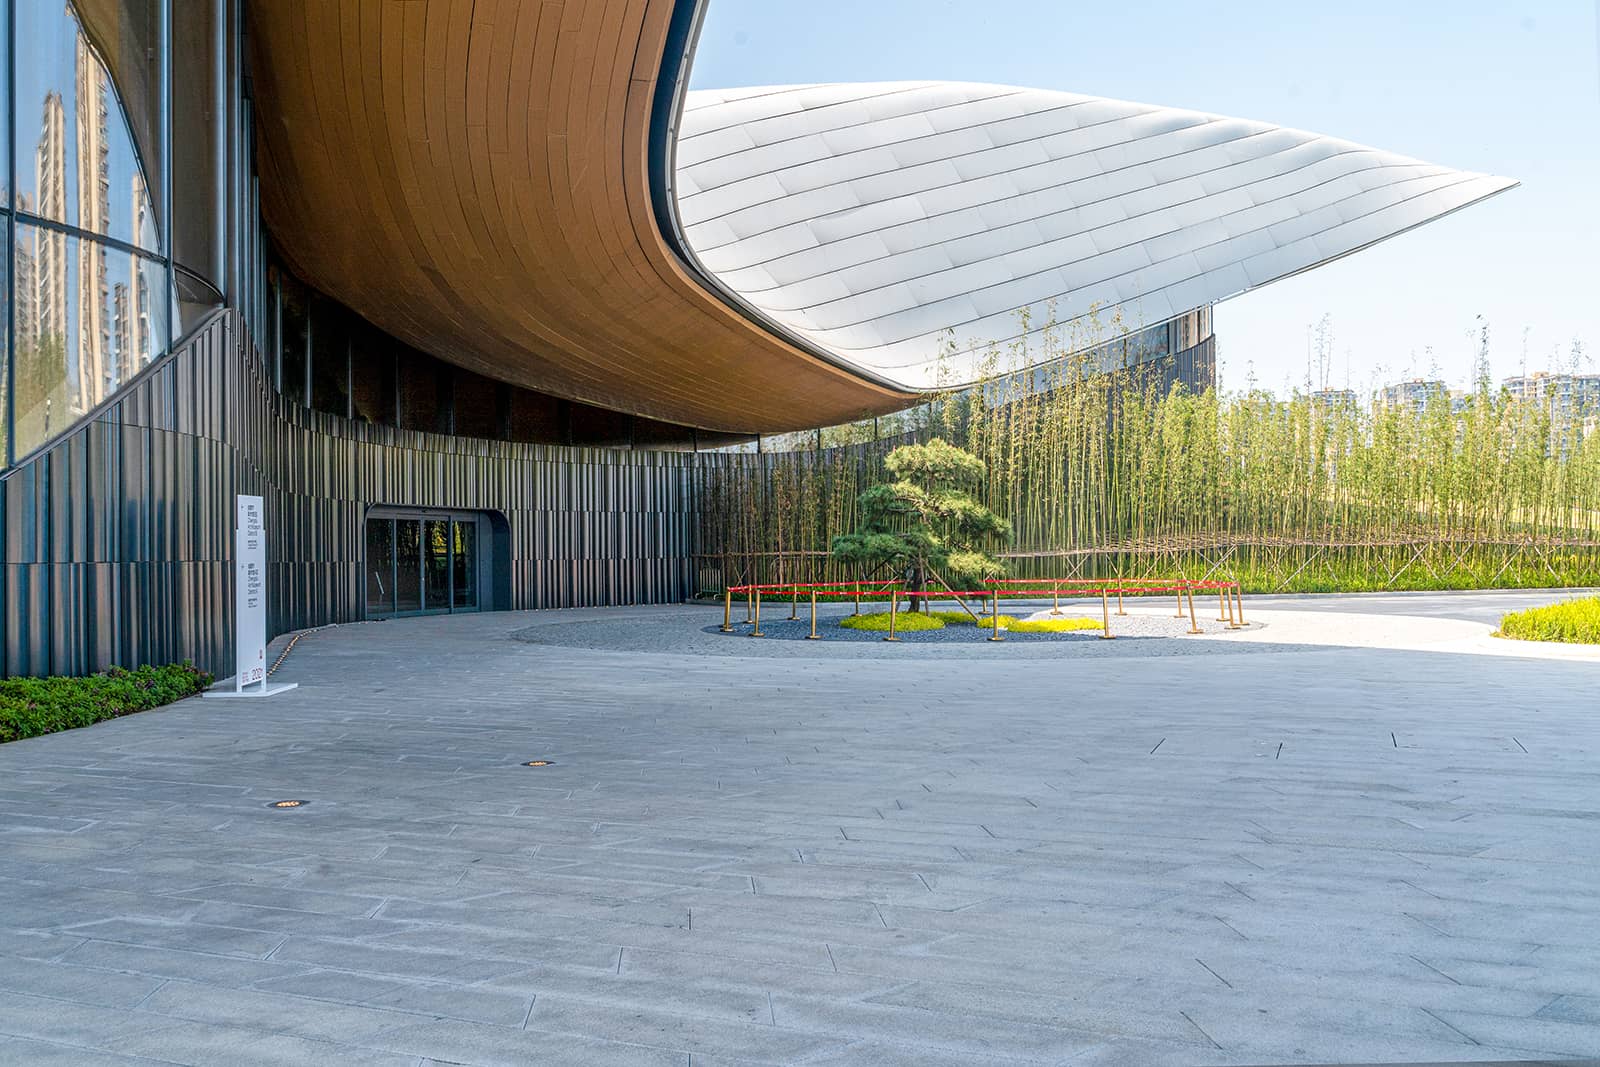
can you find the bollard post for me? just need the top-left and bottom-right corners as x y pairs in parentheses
(807, 590), (821, 640)
(884, 590), (901, 642)
(1234, 585), (1246, 627)
(1051, 581), (1062, 616)
(721, 587), (734, 633)
(989, 596), (1004, 641)
(1116, 580), (1126, 616)
(745, 586), (753, 624)
(1100, 587), (1116, 639)
(751, 589), (764, 637)
(1185, 587), (1203, 634)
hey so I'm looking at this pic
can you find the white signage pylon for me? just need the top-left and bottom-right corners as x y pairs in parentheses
(205, 494), (297, 699)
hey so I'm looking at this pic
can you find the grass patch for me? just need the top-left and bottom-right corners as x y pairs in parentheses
(927, 610), (1101, 633)
(928, 609), (1011, 627)
(0, 663), (214, 744)
(1497, 596), (1600, 644)
(839, 611), (946, 632)
(1005, 616), (1102, 634)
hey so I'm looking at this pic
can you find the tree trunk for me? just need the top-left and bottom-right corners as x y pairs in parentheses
(908, 560), (928, 612)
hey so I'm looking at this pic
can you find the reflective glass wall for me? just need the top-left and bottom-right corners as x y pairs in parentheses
(2, 0), (229, 467)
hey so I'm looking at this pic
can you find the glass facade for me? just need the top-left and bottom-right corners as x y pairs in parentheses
(363, 511), (484, 618)
(2, 0), (210, 467)
(10, 222), (167, 455)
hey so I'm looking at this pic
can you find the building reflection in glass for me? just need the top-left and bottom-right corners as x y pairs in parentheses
(8, 0), (167, 459)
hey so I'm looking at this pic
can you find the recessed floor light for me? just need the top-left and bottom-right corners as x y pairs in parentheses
(267, 799), (308, 809)
(523, 760), (555, 767)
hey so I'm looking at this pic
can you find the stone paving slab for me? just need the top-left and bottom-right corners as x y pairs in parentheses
(1, 591), (1599, 1064)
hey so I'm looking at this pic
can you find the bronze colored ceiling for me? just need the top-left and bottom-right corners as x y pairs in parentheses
(247, 0), (916, 433)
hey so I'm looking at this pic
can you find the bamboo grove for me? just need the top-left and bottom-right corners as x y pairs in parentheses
(693, 320), (1600, 594)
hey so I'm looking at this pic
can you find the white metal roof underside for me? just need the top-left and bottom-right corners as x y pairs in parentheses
(673, 82), (1517, 390)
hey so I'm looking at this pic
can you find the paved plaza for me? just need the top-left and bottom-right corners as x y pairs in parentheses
(3, 592), (1600, 1065)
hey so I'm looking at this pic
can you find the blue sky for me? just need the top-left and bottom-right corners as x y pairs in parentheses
(689, 0), (1600, 395)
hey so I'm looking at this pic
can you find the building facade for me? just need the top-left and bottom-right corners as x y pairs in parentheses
(1503, 372), (1600, 422)
(1, 1), (1514, 678)
(1379, 378), (1449, 413)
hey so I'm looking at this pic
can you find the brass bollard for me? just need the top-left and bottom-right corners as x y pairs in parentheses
(1185, 587), (1203, 634)
(807, 590), (821, 640)
(884, 590), (901, 642)
(745, 586), (753, 624)
(721, 587), (734, 633)
(1100, 587), (1116, 639)
(1051, 581), (1062, 616)
(989, 596), (1004, 641)
(751, 589), (764, 637)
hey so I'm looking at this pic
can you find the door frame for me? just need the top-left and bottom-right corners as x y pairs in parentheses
(363, 506), (490, 619)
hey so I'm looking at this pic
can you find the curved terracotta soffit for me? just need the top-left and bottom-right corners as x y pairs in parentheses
(248, 0), (917, 434)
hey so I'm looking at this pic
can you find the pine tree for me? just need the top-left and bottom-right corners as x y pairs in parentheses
(830, 438), (1011, 609)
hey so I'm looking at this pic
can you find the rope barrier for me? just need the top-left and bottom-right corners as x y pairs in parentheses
(725, 580), (1242, 597)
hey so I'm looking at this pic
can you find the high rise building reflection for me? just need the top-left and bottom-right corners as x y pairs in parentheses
(29, 93), (71, 443)
(76, 29), (112, 413)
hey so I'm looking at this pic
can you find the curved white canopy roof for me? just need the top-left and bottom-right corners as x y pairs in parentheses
(674, 82), (1516, 390)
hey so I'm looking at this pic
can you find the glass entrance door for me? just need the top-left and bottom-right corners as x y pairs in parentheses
(366, 518), (395, 615)
(364, 510), (482, 618)
(452, 521), (477, 610)
(395, 519), (423, 613)
(423, 519), (451, 609)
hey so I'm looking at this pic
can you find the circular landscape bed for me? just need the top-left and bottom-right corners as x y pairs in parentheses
(509, 601), (1267, 661)
(721, 607), (1223, 643)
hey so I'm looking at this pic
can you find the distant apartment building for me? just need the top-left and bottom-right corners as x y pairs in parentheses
(1502, 371), (1600, 421)
(1502, 372), (1600, 455)
(1379, 378), (1447, 413)
(1309, 388), (1357, 411)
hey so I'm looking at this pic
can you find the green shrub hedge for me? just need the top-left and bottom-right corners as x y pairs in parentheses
(839, 611), (946, 632)
(0, 663), (214, 744)
(1498, 597), (1600, 645)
